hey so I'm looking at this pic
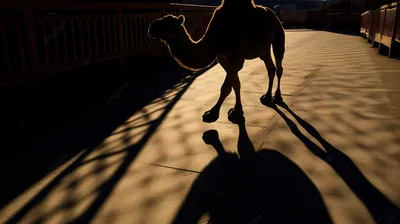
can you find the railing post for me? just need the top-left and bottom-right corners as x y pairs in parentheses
(389, 2), (399, 57)
(117, 8), (127, 71)
(360, 12), (363, 36)
(368, 11), (373, 38)
(117, 8), (124, 54)
(24, 9), (41, 91)
(161, 8), (168, 56)
(371, 10), (378, 44)
(378, 8), (387, 52)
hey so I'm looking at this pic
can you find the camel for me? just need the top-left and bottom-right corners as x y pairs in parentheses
(148, 0), (285, 123)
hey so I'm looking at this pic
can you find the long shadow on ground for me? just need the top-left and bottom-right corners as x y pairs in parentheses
(172, 117), (334, 224)
(0, 54), (217, 223)
(271, 102), (400, 224)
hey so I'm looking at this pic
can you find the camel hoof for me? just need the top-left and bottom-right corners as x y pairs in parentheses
(202, 130), (219, 145)
(227, 108), (244, 124)
(202, 110), (219, 123)
(272, 95), (283, 105)
(260, 94), (273, 107)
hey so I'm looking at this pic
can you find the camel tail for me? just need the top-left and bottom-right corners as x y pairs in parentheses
(272, 22), (285, 60)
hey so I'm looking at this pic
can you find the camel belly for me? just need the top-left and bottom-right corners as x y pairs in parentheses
(217, 36), (271, 59)
(242, 37), (271, 59)
(217, 46), (269, 59)
(217, 47), (269, 60)
(214, 24), (275, 59)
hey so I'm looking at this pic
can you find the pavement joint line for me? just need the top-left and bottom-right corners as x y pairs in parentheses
(253, 66), (321, 149)
(222, 102), (269, 108)
(240, 91), (268, 94)
(215, 120), (271, 128)
(240, 63), (266, 81)
(179, 98), (214, 104)
(138, 162), (202, 174)
(240, 90), (294, 96)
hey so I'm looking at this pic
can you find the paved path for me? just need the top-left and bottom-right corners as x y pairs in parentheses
(1, 30), (400, 224)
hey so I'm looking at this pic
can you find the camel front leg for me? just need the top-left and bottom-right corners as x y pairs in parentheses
(227, 70), (245, 124)
(202, 57), (244, 123)
(202, 72), (235, 123)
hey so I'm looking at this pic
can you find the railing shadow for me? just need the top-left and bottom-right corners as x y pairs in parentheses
(271, 102), (400, 224)
(0, 56), (166, 210)
(172, 118), (334, 224)
(1, 56), (218, 223)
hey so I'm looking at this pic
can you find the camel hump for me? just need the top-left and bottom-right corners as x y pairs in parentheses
(203, 3), (280, 51)
(221, 0), (255, 9)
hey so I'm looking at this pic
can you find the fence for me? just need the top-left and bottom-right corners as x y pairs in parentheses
(360, 1), (400, 57)
(0, 2), (216, 86)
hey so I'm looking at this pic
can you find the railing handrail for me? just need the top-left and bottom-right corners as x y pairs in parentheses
(169, 3), (217, 11)
(361, 2), (397, 16)
(0, 2), (217, 11)
(377, 1), (398, 10)
(361, 10), (373, 16)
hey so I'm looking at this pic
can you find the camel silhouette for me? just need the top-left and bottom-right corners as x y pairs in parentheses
(148, 0), (285, 123)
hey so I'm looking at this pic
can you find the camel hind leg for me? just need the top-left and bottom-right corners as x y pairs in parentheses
(260, 51), (276, 106)
(272, 25), (285, 104)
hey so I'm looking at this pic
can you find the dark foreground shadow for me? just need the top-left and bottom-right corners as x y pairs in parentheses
(271, 102), (400, 224)
(1, 55), (217, 223)
(172, 118), (334, 224)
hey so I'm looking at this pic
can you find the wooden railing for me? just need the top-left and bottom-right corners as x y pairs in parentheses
(360, 1), (400, 57)
(1, 2), (366, 87)
(360, 10), (373, 37)
(0, 2), (216, 86)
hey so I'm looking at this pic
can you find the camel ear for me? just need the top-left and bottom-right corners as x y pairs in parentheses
(178, 15), (185, 24)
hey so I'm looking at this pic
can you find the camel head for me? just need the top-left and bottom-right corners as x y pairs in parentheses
(148, 14), (185, 40)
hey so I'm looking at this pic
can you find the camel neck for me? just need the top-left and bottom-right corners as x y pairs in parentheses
(163, 28), (217, 71)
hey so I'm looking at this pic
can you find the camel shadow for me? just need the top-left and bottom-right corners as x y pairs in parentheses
(271, 102), (400, 224)
(172, 118), (334, 224)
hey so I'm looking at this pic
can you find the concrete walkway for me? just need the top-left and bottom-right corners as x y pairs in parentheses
(1, 30), (400, 224)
